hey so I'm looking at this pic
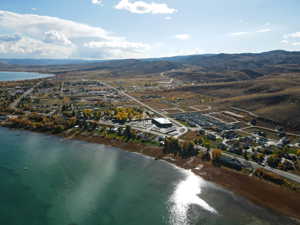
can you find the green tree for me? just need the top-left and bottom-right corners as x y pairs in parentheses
(267, 154), (281, 168)
(124, 125), (133, 140)
(163, 138), (181, 156)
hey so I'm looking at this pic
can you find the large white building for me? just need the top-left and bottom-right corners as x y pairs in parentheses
(152, 118), (173, 128)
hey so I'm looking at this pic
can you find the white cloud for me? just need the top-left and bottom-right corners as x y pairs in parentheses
(165, 16), (172, 20)
(230, 32), (249, 36)
(115, 0), (177, 14)
(0, 10), (114, 41)
(284, 32), (300, 39)
(174, 34), (190, 40)
(0, 34), (22, 42)
(84, 40), (150, 50)
(44, 30), (72, 46)
(0, 36), (74, 58)
(230, 28), (271, 37)
(256, 28), (271, 33)
(0, 10), (150, 59)
(83, 41), (151, 58)
(281, 40), (289, 44)
(282, 32), (300, 48)
(174, 48), (204, 56)
(161, 48), (204, 57)
(91, 0), (103, 5)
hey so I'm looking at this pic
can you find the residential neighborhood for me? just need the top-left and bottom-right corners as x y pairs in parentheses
(1, 74), (300, 187)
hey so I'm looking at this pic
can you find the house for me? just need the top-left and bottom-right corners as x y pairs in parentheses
(222, 130), (237, 139)
(0, 115), (7, 121)
(255, 131), (266, 137)
(152, 118), (173, 128)
(258, 137), (268, 145)
(278, 137), (290, 146)
(218, 156), (243, 171)
(218, 143), (227, 150)
(207, 134), (216, 141)
(198, 129), (206, 135)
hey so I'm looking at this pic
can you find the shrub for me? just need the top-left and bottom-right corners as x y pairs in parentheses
(254, 168), (285, 185)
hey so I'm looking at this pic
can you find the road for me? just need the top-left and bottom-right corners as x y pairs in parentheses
(231, 107), (300, 137)
(100, 81), (188, 137)
(253, 125), (300, 138)
(60, 81), (64, 96)
(9, 81), (42, 110)
(230, 106), (258, 117)
(239, 125), (300, 138)
(99, 81), (300, 183)
(92, 120), (174, 138)
(222, 152), (300, 184)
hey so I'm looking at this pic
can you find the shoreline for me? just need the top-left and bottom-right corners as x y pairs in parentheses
(63, 131), (300, 222)
(1, 126), (300, 222)
(0, 71), (55, 82)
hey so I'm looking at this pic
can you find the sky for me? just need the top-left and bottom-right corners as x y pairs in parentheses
(0, 0), (300, 59)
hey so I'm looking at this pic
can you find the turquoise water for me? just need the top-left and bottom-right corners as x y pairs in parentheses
(0, 127), (298, 225)
(0, 71), (53, 81)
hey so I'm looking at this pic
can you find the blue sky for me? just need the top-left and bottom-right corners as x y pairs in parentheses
(0, 0), (299, 59)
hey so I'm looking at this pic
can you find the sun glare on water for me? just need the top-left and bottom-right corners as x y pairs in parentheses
(168, 170), (217, 225)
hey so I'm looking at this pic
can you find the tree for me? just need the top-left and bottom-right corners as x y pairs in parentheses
(181, 141), (197, 158)
(124, 125), (133, 140)
(279, 160), (295, 171)
(194, 138), (203, 145)
(115, 111), (128, 123)
(163, 138), (181, 156)
(201, 150), (211, 161)
(243, 151), (249, 160)
(252, 152), (265, 164)
(251, 119), (257, 126)
(212, 149), (222, 160)
(203, 139), (211, 151)
(267, 154), (281, 168)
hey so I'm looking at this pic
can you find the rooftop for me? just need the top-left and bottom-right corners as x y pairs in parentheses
(153, 117), (172, 125)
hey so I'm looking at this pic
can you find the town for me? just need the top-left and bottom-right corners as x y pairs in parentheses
(1, 72), (300, 189)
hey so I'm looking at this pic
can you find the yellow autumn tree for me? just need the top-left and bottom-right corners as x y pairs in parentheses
(212, 149), (222, 160)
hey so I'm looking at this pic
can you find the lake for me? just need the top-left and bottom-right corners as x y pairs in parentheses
(0, 71), (53, 81)
(0, 127), (298, 225)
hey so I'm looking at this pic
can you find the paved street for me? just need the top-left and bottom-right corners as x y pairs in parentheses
(9, 81), (42, 110)
(100, 81), (188, 138)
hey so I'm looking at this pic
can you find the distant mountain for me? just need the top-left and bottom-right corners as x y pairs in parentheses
(76, 59), (185, 76)
(0, 58), (185, 77)
(0, 58), (107, 66)
(1, 50), (300, 69)
(1, 50), (300, 78)
(172, 50), (300, 73)
(142, 54), (216, 63)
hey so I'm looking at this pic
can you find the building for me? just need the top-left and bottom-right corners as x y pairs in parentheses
(152, 118), (173, 128)
(218, 156), (243, 171)
(0, 115), (7, 121)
